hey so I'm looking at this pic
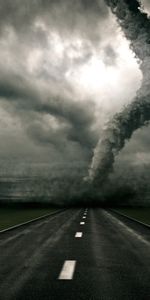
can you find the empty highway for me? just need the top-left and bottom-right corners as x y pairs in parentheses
(0, 208), (150, 300)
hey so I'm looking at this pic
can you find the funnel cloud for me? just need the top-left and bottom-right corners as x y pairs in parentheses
(88, 0), (150, 188)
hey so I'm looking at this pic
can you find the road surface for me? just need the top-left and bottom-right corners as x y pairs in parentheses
(0, 208), (150, 300)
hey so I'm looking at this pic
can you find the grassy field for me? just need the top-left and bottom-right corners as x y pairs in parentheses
(114, 208), (150, 225)
(0, 207), (59, 231)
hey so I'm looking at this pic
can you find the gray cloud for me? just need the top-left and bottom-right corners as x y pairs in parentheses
(0, 0), (110, 157)
(0, 0), (108, 42)
(0, 70), (97, 151)
(102, 45), (117, 65)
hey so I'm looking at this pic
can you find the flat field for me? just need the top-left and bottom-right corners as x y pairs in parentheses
(0, 207), (59, 230)
(115, 208), (150, 225)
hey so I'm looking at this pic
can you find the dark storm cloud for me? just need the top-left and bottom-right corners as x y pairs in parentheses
(26, 101), (97, 151)
(88, 0), (150, 185)
(0, 67), (97, 151)
(0, 72), (36, 102)
(0, 0), (108, 42)
(102, 45), (117, 66)
(26, 120), (67, 149)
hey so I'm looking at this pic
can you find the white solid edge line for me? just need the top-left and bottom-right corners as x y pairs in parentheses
(111, 209), (150, 228)
(75, 232), (83, 238)
(80, 222), (85, 225)
(58, 260), (76, 280)
(0, 210), (62, 234)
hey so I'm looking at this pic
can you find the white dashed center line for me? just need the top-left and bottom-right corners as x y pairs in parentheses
(75, 232), (83, 238)
(58, 260), (76, 280)
(80, 222), (85, 225)
(58, 209), (89, 281)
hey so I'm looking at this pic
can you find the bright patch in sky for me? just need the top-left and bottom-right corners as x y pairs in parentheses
(66, 57), (118, 91)
(27, 28), (142, 106)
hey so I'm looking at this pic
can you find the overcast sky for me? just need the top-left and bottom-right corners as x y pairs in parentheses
(0, 0), (149, 178)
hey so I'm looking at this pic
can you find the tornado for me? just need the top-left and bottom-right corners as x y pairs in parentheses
(88, 0), (150, 185)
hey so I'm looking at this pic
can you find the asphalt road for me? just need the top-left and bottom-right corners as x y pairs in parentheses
(0, 208), (150, 300)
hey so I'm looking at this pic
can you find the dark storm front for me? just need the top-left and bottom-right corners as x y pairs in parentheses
(0, 176), (45, 203)
(0, 172), (150, 206)
(0, 162), (88, 205)
(0, 175), (83, 205)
